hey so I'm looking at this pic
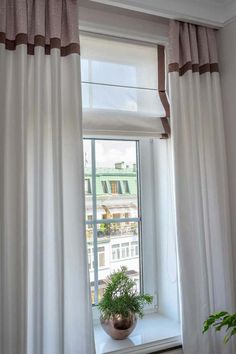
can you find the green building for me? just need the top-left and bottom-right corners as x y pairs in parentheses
(84, 162), (137, 197)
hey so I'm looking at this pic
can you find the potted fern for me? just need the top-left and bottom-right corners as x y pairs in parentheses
(98, 267), (153, 340)
(203, 311), (236, 343)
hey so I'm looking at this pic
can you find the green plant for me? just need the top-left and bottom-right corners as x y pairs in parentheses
(99, 223), (111, 236)
(203, 311), (236, 343)
(98, 267), (153, 319)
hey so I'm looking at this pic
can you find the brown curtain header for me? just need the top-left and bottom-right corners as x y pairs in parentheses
(168, 20), (219, 76)
(0, 0), (80, 56)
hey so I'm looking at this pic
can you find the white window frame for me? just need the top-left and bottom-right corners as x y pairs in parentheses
(85, 138), (142, 306)
(84, 136), (162, 320)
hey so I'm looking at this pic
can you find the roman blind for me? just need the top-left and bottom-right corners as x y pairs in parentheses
(80, 32), (170, 137)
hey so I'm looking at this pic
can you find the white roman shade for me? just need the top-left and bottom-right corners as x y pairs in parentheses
(80, 33), (170, 137)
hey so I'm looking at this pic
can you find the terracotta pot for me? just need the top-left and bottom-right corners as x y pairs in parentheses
(100, 313), (137, 340)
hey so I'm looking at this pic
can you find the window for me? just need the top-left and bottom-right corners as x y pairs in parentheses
(81, 33), (179, 322)
(88, 248), (92, 270)
(123, 180), (130, 194)
(98, 246), (106, 268)
(84, 179), (91, 194)
(101, 181), (108, 193)
(131, 241), (139, 257)
(110, 181), (121, 194)
(121, 242), (130, 259)
(84, 139), (141, 304)
(112, 244), (120, 260)
(87, 215), (93, 229)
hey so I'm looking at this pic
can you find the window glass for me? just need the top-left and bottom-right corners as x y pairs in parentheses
(98, 247), (106, 268)
(84, 139), (141, 303)
(101, 181), (108, 193)
(110, 181), (121, 194)
(123, 180), (130, 194)
(95, 140), (138, 220)
(85, 179), (91, 194)
(84, 140), (93, 223)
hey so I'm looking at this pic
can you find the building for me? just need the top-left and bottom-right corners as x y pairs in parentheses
(84, 162), (140, 301)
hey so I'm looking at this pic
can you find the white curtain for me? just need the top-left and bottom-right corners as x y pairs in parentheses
(169, 21), (235, 354)
(0, 16), (95, 354)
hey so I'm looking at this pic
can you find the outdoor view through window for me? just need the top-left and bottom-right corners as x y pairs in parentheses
(83, 139), (141, 304)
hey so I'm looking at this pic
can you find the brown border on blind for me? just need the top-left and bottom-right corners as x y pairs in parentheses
(0, 32), (80, 56)
(157, 45), (171, 138)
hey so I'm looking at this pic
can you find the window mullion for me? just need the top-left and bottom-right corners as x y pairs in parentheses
(86, 217), (141, 225)
(91, 139), (99, 304)
(136, 141), (144, 294)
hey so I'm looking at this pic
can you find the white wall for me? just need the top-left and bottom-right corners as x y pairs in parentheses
(153, 139), (179, 322)
(218, 21), (236, 298)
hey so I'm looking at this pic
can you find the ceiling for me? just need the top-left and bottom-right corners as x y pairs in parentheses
(89, 0), (236, 27)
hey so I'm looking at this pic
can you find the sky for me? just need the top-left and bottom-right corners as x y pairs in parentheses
(83, 140), (137, 168)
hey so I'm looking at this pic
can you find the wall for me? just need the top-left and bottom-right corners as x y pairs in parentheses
(153, 139), (179, 322)
(218, 21), (236, 298)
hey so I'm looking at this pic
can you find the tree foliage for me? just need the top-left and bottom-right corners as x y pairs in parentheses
(203, 311), (236, 343)
(98, 267), (153, 319)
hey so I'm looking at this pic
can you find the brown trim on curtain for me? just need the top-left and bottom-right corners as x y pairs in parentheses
(158, 45), (171, 137)
(169, 62), (219, 76)
(0, 32), (80, 56)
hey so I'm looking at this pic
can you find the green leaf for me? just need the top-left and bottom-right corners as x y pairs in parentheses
(203, 311), (236, 344)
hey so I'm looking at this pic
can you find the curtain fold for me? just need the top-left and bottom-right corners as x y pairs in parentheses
(168, 20), (235, 354)
(0, 2), (95, 354)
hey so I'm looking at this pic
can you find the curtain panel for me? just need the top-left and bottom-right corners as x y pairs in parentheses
(168, 20), (235, 354)
(0, 1), (95, 354)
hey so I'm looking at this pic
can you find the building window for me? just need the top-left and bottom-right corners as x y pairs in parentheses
(112, 244), (120, 260)
(123, 181), (130, 194)
(121, 242), (130, 259)
(131, 241), (139, 257)
(84, 139), (141, 304)
(112, 213), (121, 219)
(84, 179), (91, 194)
(110, 180), (122, 194)
(87, 215), (93, 229)
(88, 248), (92, 270)
(98, 246), (106, 268)
(101, 181), (108, 193)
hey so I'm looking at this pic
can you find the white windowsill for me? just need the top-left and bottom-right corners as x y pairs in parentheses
(94, 313), (182, 354)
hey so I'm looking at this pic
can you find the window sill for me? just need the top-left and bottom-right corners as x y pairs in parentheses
(94, 313), (182, 354)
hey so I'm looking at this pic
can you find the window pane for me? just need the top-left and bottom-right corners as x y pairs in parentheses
(83, 138), (141, 305)
(86, 225), (95, 303)
(84, 140), (93, 222)
(95, 140), (138, 220)
(97, 221), (140, 300)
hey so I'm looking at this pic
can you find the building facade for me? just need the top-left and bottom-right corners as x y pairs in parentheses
(84, 162), (140, 301)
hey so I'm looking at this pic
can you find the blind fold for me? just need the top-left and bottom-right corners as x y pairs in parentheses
(80, 33), (170, 138)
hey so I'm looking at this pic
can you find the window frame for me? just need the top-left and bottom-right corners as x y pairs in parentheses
(84, 137), (143, 306)
(84, 136), (162, 320)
